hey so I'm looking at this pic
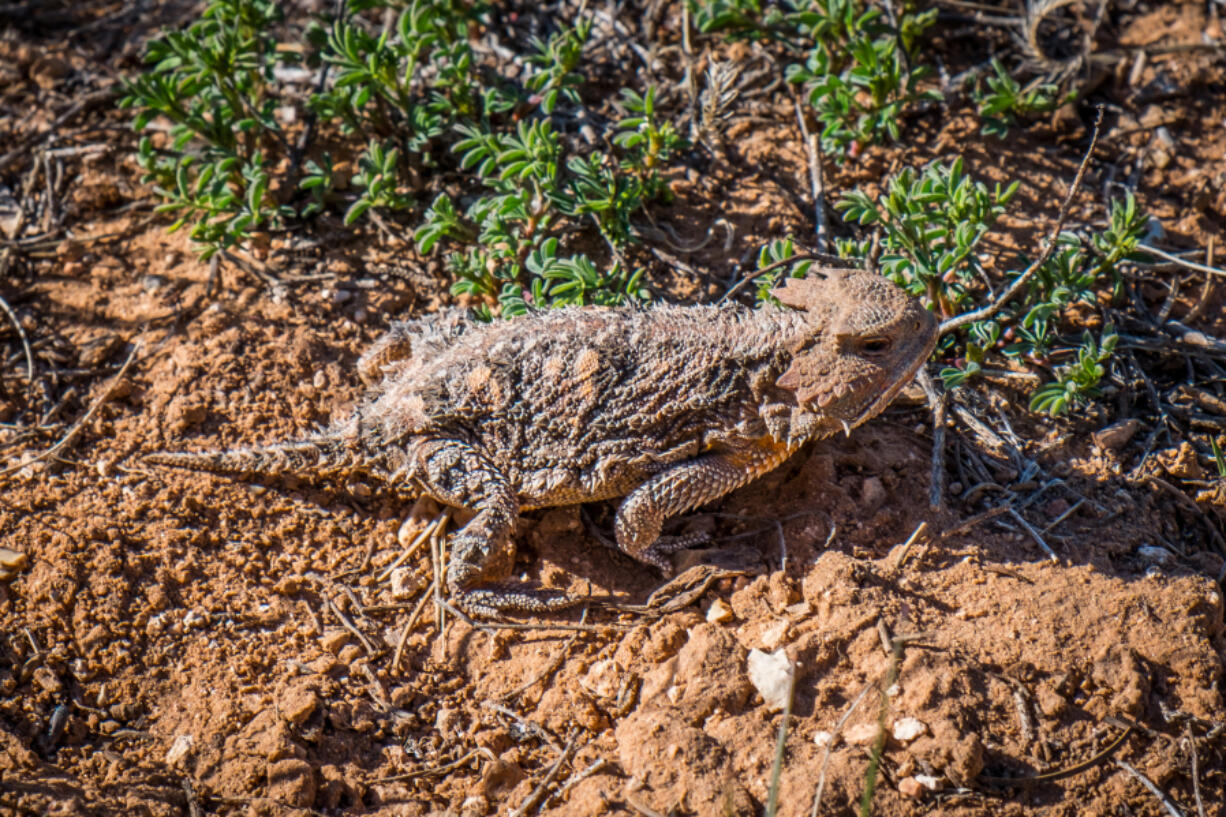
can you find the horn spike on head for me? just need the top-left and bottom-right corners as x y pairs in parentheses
(769, 267), (845, 310)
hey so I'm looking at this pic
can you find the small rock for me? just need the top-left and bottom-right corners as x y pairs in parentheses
(165, 734), (194, 767)
(0, 547), (28, 581)
(460, 795), (490, 817)
(435, 707), (462, 741)
(1136, 545), (1172, 565)
(336, 644), (362, 665)
(898, 777), (927, 799)
(319, 630), (349, 654)
(580, 658), (622, 699)
(267, 758), (316, 807)
(389, 567), (420, 600)
(706, 598), (734, 624)
(1092, 419), (1139, 451)
(279, 683), (319, 726)
(746, 649), (793, 712)
(844, 723), (881, 745)
(813, 730), (835, 748)
(480, 759), (525, 798)
(760, 618), (789, 647)
(861, 476), (887, 510)
(32, 667), (62, 693)
(398, 496), (442, 547)
(182, 609), (209, 629)
(1157, 442), (1206, 480)
(892, 717), (928, 743)
(914, 774), (943, 791)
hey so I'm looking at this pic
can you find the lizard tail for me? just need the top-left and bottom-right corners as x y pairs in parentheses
(144, 437), (354, 479)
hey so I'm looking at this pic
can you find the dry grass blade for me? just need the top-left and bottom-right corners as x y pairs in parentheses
(1115, 759), (1185, 817)
(811, 681), (875, 817)
(764, 655), (796, 817)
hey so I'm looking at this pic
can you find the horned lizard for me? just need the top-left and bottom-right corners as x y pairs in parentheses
(146, 268), (938, 616)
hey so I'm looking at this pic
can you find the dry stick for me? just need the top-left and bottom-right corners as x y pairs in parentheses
(509, 734), (577, 817)
(1137, 243), (1226, 279)
(392, 583), (435, 673)
(942, 504), (1011, 537)
(891, 520), (929, 571)
(181, 779), (204, 817)
(916, 367), (947, 510)
(376, 749), (488, 782)
(0, 341), (141, 480)
(544, 758), (611, 809)
(1185, 727), (1207, 817)
(504, 608), (590, 700)
(811, 681), (875, 817)
(794, 98), (827, 252)
(1141, 474), (1226, 555)
(940, 106), (1104, 336)
(325, 596), (379, 657)
(377, 511), (448, 581)
(1184, 236), (1216, 324)
(1115, 760), (1185, 817)
(1008, 507), (1059, 562)
(0, 291), (34, 392)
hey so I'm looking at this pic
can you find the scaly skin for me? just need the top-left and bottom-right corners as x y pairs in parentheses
(147, 268), (939, 617)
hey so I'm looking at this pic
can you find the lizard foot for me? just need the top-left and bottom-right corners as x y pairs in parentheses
(637, 532), (712, 576)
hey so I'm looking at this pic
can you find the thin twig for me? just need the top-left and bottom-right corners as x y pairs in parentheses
(0, 290), (34, 393)
(376, 749), (488, 781)
(940, 106), (1103, 335)
(1114, 760), (1185, 817)
(1007, 507), (1059, 562)
(719, 252), (852, 304)
(544, 758), (611, 809)
(509, 734), (577, 817)
(794, 98), (827, 252)
(325, 596), (379, 657)
(0, 340), (141, 480)
(765, 654), (796, 817)
(916, 368), (946, 510)
(1185, 727), (1207, 817)
(377, 512), (448, 581)
(942, 504), (1011, 537)
(811, 681), (875, 817)
(1137, 243), (1226, 279)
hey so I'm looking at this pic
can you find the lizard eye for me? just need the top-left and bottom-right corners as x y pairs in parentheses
(862, 336), (892, 355)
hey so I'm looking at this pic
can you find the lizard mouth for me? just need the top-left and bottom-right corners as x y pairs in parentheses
(848, 331), (938, 430)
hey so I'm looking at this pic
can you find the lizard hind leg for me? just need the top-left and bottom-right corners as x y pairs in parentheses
(412, 439), (583, 618)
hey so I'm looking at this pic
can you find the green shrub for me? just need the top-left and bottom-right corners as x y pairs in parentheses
(123, 0), (683, 312)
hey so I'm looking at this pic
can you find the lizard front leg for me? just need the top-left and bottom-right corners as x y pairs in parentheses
(413, 438), (581, 617)
(614, 439), (795, 572)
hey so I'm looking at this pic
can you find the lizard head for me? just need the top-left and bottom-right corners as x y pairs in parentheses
(771, 267), (938, 432)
